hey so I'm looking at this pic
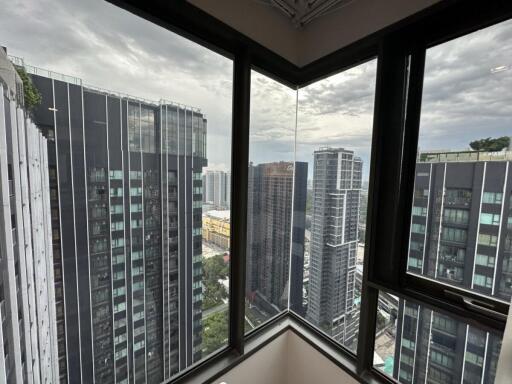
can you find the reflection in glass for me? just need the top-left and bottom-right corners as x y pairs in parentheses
(245, 71), (298, 332)
(374, 292), (502, 384)
(294, 59), (377, 353)
(0, 0), (233, 382)
(406, 18), (512, 303)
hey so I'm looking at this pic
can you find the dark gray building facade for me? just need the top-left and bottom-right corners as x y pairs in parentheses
(246, 161), (308, 315)
(394, 151), (512, 384)
(24, 62), (206, 384)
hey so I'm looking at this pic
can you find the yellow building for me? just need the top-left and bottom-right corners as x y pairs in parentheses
(203, 210), (230, 250)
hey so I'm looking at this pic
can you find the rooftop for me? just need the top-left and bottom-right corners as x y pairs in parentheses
(205, 210), (231, 221)
(8, 55), (202, 113)
(418, 150), (512, 163)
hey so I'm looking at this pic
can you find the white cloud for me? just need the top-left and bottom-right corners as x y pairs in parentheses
(2, 0), (511, 181)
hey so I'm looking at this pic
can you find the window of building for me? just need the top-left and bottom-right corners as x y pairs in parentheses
(473, 274), (493, 288)
(408, 257), (422, 269)
(432, 314), (456, 334)
(478, 233), (498, 247)
(443, 208), (469, 225)
(445, 189), (472, 207)
(440, 245), (466, 263)
(441, 227), (467, 243)
(412, 206), (427, 216)
(482, 192), (503, 204)
(409, 240), (424, 252)
(431, 350), (454, 368)
(411, 223), (426, 234)
(129, 170), (142, 180)
(109, 170), (123, 180)
(110, 187), (123, 197)
(475, 254), (495, 267)
(466, 351), (484, 367)
(480, 213), (501, 226)
(130, 203), (143, 213)
(111, 221), (124, 231)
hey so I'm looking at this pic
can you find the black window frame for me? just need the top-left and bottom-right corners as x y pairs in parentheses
(102, 1), (512, 383)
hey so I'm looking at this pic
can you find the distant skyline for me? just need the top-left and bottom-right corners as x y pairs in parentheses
(1, 0), (511, 181)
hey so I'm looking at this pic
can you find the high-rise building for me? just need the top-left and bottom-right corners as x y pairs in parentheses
(394, 300), (502, 384)
(0, 50), (59, 383)
(246, 161), (308, 314)
(408, 150), (512, 297)
(203, 171), (214, 204)
(306, 148), (362, 347)
(202, 170), (230, 209)
(14, 58), (207, 383)
(225, 171), (231, 209)
(202, 210), (230, 250)
(393, 150), (512, 384)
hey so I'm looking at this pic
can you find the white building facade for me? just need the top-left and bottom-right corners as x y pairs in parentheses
(0, 49), (59, 384)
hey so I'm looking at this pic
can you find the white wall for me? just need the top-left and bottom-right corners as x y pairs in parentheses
(296, 0), (439, 66)
(215, 332), (288, 384)
(188, 0), (297, 63)
(286, 332), (357, 384)
(214, 330), (358, 384)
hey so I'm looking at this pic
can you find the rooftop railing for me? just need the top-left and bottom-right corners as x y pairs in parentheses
(8, 55), (202, 113)
(9, 55), (82, 85)
(419, 150), (512, 163)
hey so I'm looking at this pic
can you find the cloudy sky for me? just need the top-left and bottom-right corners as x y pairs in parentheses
(1, 0), (511, 181)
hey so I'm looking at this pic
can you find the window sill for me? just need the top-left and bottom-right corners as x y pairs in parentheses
(167, 311), (394, 384)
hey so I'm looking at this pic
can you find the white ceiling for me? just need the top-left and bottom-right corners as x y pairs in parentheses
(255, 0), (356, 28)
(188, 0), (441, 67)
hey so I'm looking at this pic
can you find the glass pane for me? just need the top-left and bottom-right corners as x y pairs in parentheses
(374, 291), (503, 384)
(0, 0), (232, 382)
(407, 19), (512, 303)
(292, 59), (378, 353)
(245, 70), (297, 333)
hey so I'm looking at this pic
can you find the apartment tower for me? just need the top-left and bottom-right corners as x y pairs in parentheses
(394, 150), (512, 384)
(202, 170), (230, 209)
(246, 161), (308, 315)
(306, 148), (362, 347)
(16, 58), (207, 384)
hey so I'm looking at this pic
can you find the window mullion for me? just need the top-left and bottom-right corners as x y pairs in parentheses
(357, 34), (410, 374)
(229, 48), (251, 355)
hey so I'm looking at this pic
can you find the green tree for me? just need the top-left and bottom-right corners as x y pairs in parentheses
(202, 254), (229, 310)
(202, 310), (228, 355)
(469, 136), (510, 152)
(15, 66), (42, 110)
(202, 281), (227, 310)
(203, 254), (229, 284)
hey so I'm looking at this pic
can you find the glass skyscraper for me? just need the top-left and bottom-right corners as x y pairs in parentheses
(246, 161), (308, 317)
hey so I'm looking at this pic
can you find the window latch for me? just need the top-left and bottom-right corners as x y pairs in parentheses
(445, 290), (507, 322)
